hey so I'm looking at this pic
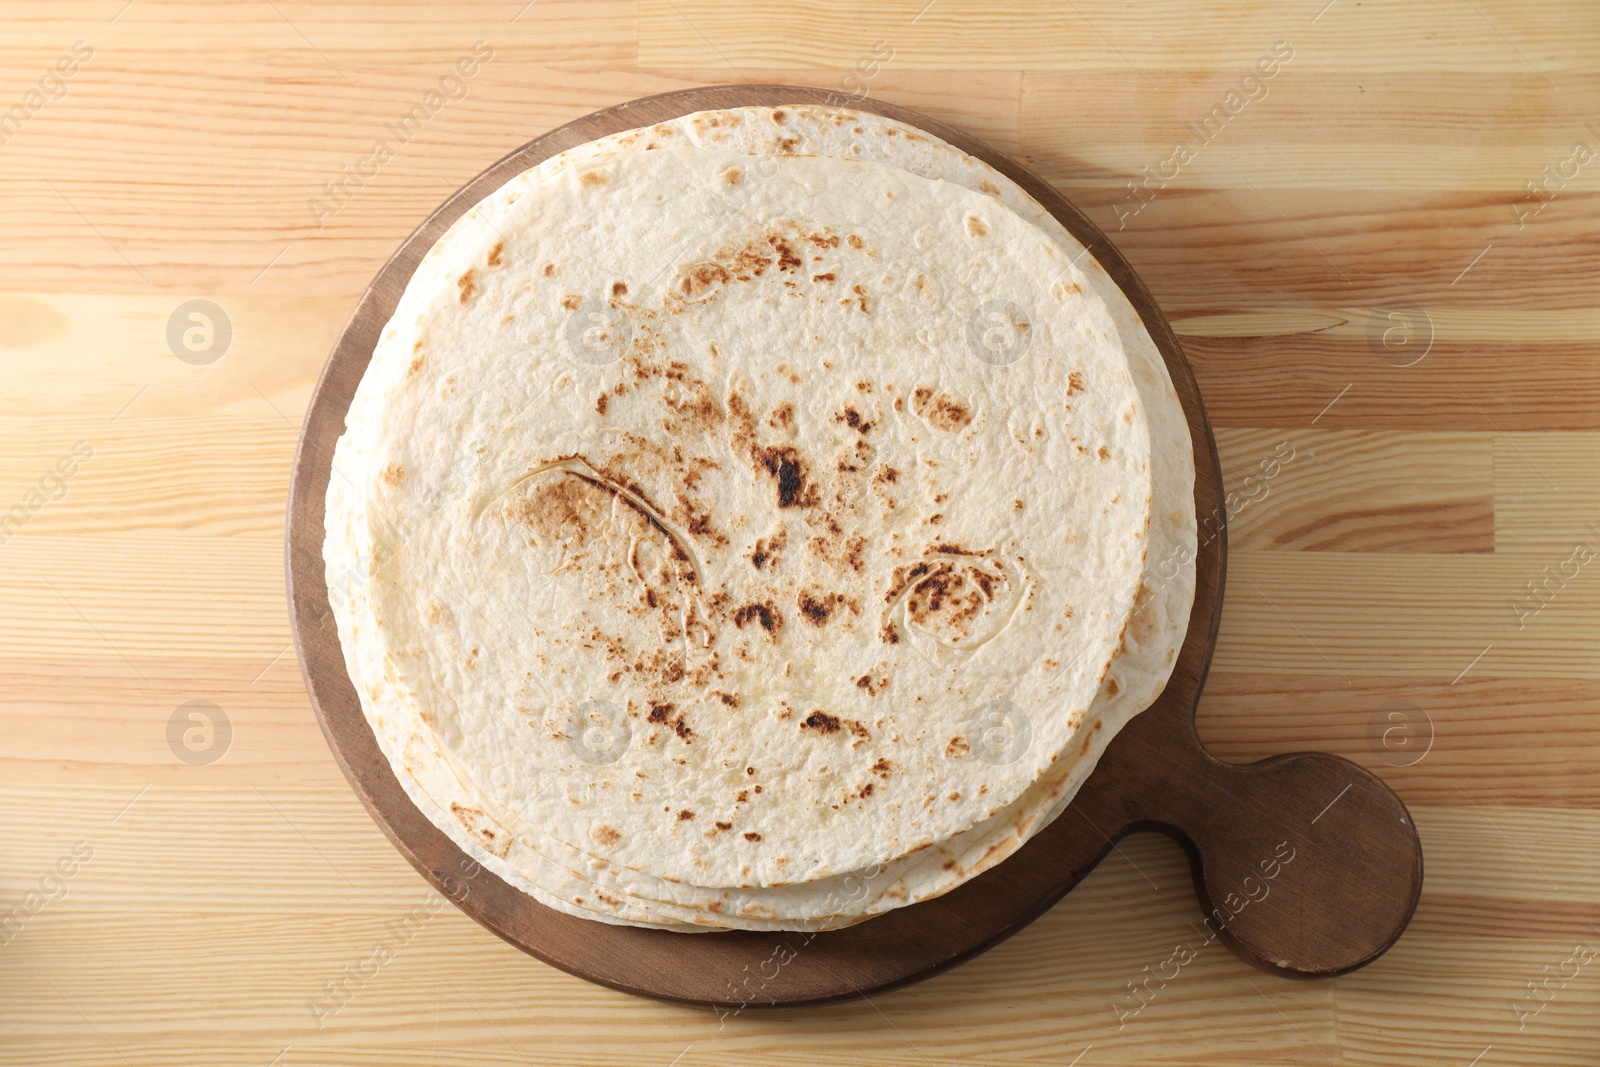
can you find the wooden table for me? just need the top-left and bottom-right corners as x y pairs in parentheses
(2, 2), (1595, 1063)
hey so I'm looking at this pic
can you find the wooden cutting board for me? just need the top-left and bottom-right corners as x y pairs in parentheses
(285, 84), (1421, 1006)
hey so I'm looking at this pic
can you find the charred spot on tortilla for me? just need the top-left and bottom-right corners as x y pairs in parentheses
(768, 234), (803, 271)
(750, 529), (786, 570)
(911, 387), (973, 432)
(835, 407), (874, 433)
(797, 590), (856, 626)
(731, 601), (781, 635)
(802, 711), (841, 733)
(752, 444), (816, 508)
(677, 262), (729, 302)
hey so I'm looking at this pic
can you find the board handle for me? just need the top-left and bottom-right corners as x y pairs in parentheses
(1187, 752), (1423, 976)
(1095, 697), (1423, 977)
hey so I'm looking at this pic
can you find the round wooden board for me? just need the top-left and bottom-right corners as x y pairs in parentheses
(286, 84), (1423, 1007)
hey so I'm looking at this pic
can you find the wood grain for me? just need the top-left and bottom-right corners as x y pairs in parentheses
(2, 0), (1597, 1062)
(1216, 428), (1496, 553)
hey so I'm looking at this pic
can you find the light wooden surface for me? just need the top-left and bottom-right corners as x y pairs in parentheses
(1, 1), (1596, 1063)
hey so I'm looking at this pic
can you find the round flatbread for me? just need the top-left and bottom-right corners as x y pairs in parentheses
(326, 104), (1195, 930)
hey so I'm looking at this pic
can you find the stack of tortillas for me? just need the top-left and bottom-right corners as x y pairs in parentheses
(324, 103), (1196, 931)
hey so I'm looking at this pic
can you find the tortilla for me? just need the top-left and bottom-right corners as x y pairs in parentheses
(326, 104), (1194, 930)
